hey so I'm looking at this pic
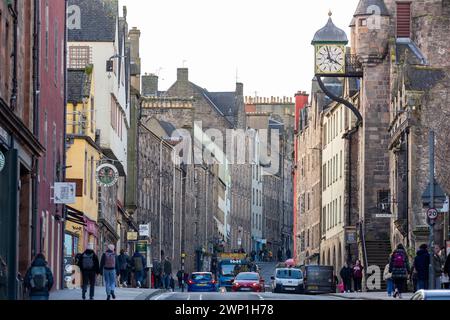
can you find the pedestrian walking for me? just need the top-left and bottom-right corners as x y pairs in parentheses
(383, 258), (393, 297)
(412, 244), (430, 291)
(431, 244), (444, 289)
(277, 248), (283, 262)
(118, 249), (130, 288)
(170, 275), (176, 292)
(99, 244), (119, 300)
(444, 252), (450, 289)
(286, 248), (292, 260)
(131, 251), (146, 288)
(163, 256), (173, 289)
(177, 270), (184, 290)
(352, 260), (364, 292)
(389, 244), (410, 299)
(77, 243), (100, 300)
(153, 259), (163, 289)
(340, 262), (352, 293)
(24, 254), (54, 300)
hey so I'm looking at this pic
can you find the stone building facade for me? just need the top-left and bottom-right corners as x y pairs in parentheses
(139, 68), (247, 273)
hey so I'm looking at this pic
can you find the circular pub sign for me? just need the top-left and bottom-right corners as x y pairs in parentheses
(0, 150), (5, 173)
(96, 163), (119, 187)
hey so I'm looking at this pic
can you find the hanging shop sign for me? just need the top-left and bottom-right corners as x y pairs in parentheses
(95, 163), (119, 187)
(53, 182), (76, 204)
(0, 150), (5, 173)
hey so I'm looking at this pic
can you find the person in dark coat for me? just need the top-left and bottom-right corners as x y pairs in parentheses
(412, 244), (430, 291)
(24, 254), (54, 300)
(389, 244), (410, 299)
(163, 257), (173, 289)
(340, 262), (353, 293)
(118, 249), (131, 288)
(153, 259), (163, 289)
(352, 260), (364, 292)
(444, 252), (450, 289)
(77, 243), (100, 300)
(131, 251), (146, 288)
(286, 248), (292, 260)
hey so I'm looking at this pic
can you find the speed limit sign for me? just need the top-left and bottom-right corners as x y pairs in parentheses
(427, 208), (439, 220)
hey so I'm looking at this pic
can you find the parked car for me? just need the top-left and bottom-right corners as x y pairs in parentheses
(271, 268), (304, 294)
(187, 272), (218, 292)
(303, 265), (336, 294)
(232, 272), (265, 293)
(411, 290), (450, 300)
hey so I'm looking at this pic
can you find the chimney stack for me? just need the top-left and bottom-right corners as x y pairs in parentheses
(177, 68), (189, 82)
(142, 73), (159, 96)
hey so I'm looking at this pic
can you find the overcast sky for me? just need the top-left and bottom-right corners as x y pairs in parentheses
(120, 0), (360, 97)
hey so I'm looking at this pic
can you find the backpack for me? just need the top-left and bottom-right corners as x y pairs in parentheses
(30, 266), (48, 291)
(393, 252), (405, 268)
(134, 256), (143, 272)
(82, 253), (94, 270)
(104, 252), (116, 269)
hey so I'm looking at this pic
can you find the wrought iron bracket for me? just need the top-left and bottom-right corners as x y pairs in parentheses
(316, 76), (363, 128)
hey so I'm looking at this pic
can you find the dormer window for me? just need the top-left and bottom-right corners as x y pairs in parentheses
(396, 1), (412, 38)
(359, 18), (367, 27)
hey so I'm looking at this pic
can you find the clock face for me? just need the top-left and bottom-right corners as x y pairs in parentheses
(316, 45), (345, 74)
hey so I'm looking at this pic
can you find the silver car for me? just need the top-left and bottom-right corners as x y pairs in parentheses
(271, 268), (304, 294)
(411, 290), (450, 300)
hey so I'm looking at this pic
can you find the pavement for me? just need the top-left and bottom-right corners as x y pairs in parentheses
(50, 287), (167, 301)
(329, 291), (413, 300)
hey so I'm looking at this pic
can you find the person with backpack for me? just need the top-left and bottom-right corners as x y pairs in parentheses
(131, 251), (146, 288)
(340, 262), (353, 293)
(412, 244), (430, 291)
(389, 244), (410, 299)
(352, 260), (364, 292)
(99, 244), (119, 300)
(24, 254), (54, 300)
(118, 249), (130, 288)
(77, 243), (100, 300)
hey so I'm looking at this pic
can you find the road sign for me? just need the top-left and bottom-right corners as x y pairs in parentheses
(427, 208), (439, 220)
(127, 232), (138, 241)
(139, 224), (150, 237)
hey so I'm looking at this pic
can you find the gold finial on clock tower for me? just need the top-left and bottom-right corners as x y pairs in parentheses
(328, 10), (332, 17)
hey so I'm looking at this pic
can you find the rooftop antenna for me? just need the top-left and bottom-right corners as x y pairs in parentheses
(182, 60), (187, 68)
(236, 68), (239, 83)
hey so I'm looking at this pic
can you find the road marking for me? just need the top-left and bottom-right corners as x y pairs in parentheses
(200, 294), (203, 301)
(257, 294), (264, 300)
(187, 294), (191, 301)
(154, 292), (174, 300)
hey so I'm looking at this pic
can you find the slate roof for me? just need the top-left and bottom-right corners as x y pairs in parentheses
(312, 17), (348, 44)
(68, 0), (118, 42)
(159, 120), (177, 137)
(67, 69), (91, 104)
(192, 84), (236, 127)
(354, 0), (390, 17)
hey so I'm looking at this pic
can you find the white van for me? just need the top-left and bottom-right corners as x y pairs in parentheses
(271, 268), (304, 294)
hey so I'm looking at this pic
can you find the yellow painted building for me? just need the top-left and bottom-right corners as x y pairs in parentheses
(64, 66), (102, 257)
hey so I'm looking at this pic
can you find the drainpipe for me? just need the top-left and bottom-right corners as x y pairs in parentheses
(31, 0), (41, 259)
(8, 1), (18, 110)
(61, 0), (68, 290)
(404, 128), (410, 248)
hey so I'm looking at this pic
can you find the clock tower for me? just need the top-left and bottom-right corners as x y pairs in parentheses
(312, 12), (349, 76)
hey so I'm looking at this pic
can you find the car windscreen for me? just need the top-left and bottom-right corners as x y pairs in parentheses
(191, 274), (212, 281)
(276, 269), (303, 279)
(220, 264), (236, 276)
(235, 273), (259, 281)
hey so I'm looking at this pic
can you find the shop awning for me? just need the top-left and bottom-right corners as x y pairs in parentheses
(66, 206), (86, 226)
